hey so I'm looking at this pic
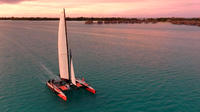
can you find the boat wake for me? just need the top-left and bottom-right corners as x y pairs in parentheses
(38, 63), (59, 84)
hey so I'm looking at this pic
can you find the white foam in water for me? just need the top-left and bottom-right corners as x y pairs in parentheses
(37, 63), (59, 83)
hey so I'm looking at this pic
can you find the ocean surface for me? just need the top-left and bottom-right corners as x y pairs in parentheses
(0, 21), (200, 112)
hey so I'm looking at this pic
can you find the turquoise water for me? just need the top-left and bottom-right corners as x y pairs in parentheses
(0, 21), (200, 112)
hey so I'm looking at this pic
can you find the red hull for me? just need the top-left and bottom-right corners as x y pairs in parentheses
(58, 93), (67, 101)
(76, 79), (96, 94)
(46, 78), (96, 101)
(86, 87), (96, 94)
(46, 82), (67, 101)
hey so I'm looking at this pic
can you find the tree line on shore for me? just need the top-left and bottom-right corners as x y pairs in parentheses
(84, 17), (200, 27)
(1, 17), (200, 27)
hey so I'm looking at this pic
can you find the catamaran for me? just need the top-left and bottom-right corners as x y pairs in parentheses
(46, 9), (96, 101)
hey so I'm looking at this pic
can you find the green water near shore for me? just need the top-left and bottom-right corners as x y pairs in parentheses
(0, 21), (200, 112)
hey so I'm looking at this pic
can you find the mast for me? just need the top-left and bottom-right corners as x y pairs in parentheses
(58, 8), (70, 80)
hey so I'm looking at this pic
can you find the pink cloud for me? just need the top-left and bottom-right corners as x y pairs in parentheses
(0, 0), (35, 4)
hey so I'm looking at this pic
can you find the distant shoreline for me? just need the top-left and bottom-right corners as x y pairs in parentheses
(1, 17), (200, 27)
(0, 17), (200, 21)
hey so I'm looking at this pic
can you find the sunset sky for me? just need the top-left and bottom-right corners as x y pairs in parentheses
(0, 0), (200, 17)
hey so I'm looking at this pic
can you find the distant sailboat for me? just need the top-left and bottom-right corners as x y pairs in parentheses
(46, 9), (96, 101)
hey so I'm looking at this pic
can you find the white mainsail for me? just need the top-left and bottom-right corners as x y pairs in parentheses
(70, 57), (76, 85)
(58, 9), (69, 80)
